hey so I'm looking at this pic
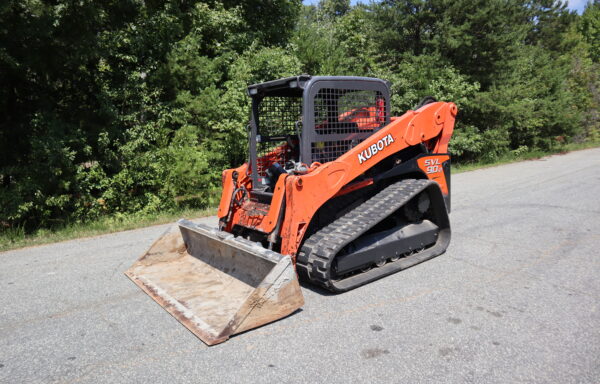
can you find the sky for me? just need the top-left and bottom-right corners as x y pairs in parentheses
(566, 0), (591, 13)
(302, 0), (590, 14)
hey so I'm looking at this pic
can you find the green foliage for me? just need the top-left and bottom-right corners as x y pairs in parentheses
(370, 54), (480, 114)
(292, 5), (351, 75)
(0, 0), (598, 235)
(579, 1), (600, 62)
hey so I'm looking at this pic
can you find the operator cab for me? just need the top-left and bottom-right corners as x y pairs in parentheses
(247, 75), (391, 194)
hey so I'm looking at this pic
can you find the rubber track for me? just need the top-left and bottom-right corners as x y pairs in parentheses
(297, 179), (434, 291)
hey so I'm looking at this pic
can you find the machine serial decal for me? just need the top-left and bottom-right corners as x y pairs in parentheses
(358, 134), (395, 164)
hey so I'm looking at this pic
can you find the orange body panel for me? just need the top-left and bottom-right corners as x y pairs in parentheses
(217, 163), (250, 220)
(226, 174), (287, 234)
(333, 178), (374, 198)
(417, 155), (450, 195)
(219, 101), (457, 260)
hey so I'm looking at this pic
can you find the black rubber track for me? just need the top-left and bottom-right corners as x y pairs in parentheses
(296, 179), (451, 292)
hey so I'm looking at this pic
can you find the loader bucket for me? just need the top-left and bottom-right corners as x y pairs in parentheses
(125, 219), (304, 345)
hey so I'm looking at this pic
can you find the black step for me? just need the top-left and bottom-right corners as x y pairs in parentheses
(334, 220), (440, 275)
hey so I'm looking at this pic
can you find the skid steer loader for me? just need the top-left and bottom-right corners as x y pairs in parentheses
(126, 75), (457, 345)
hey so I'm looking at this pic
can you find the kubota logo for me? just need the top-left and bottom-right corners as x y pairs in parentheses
(358, 134), (395, 164)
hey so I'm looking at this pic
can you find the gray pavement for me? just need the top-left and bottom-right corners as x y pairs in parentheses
(1, 148), (600, 383)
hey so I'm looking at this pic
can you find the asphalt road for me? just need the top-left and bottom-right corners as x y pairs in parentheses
(2, 148), (600, 384)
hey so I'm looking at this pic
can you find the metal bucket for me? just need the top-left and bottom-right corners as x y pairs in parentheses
(125, 219), (304, 345)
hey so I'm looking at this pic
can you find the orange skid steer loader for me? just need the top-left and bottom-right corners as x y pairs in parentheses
(126, 76), (457, 345)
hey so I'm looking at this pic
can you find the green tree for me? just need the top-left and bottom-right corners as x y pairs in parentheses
(580, 1), (600, 62)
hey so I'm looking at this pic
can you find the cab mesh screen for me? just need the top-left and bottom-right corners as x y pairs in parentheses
(312, 88), (386, 163)
(256, 96), (302, 176)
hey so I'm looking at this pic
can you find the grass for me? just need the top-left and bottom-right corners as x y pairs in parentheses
(2, 140), (599, 253)
(453, 140), (600, 173)
(0, 207), (216, 253)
